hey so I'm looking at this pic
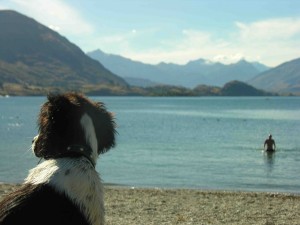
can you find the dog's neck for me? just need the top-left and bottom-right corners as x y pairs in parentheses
(64, 145), (96, 168)
(61, 113), (98, 168)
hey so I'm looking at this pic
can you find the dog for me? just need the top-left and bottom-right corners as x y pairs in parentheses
(0, 92), (116, 225)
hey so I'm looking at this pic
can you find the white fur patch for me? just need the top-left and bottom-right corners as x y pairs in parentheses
(31, 135), (39, 154)
(80, 113), (98, 165)
(25, 158), (104, 225)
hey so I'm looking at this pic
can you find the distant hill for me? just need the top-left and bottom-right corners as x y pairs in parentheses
(122, 77), (158, 87)
(145, 81), (275, 96)
(88, 49), (269, 88)
(0, 10), (127, 95)
(248, 58), (300, 94)
(220, 80), (273, 96)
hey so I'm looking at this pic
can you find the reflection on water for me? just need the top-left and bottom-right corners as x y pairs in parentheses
(263, 151), (276, 174)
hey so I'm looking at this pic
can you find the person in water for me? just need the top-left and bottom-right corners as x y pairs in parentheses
(264, 134), (276, 151)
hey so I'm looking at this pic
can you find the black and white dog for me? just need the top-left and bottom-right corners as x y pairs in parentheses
(0, 93), (116, 225)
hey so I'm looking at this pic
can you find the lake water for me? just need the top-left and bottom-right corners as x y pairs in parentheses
(0, 96), (300, 193)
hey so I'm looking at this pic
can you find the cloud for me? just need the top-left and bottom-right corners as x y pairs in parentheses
(121, 17), (300, 66)
(89, 27), (242, 65)
(111, 29), (221, 65)
(232, 17), (300, 66)
(236, 18), (300, 41)
(48, 25), (61, 32)
(180, 29), (212, 48)
(115, 29), (239, 65)
(213, 54), (245, 64)
(82, 30), (140, 55)
(1, 0), (94, 36)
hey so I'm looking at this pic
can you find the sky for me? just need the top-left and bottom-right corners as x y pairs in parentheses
(1, 0), (300, 67)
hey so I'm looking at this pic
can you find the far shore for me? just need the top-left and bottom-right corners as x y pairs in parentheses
(1, 183), (300, 224)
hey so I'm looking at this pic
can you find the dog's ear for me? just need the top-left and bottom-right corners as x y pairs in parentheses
(91, 102), (116, 154)
(33, 93), (85, 159)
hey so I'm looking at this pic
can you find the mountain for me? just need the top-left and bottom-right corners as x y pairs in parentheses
(0, 10), (127, 95)
(248, 58), (300, 94)
(88, 49), (270, 88)
(251, 62), (270, 72)
(87, 49), (168, 87)
(156, 59), (266, 87)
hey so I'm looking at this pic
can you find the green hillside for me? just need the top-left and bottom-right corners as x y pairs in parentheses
(0, 10), (127, 95)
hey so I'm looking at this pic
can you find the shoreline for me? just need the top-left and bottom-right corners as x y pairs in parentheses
(1, 184), (300, 224)
(2, 181), (300, 196)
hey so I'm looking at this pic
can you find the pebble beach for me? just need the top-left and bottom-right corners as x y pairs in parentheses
(1, 184), (300, 225)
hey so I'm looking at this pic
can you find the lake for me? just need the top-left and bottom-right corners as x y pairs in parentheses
(0, 96), (300, 193)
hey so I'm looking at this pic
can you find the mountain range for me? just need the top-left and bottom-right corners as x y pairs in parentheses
(87, 49), (270, 88)
(0, 10), (298, 95)
(88, 50), (300, 94)
(0, 10), (127, 95)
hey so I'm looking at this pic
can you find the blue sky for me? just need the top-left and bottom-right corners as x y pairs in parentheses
(1, 0), (300, 66)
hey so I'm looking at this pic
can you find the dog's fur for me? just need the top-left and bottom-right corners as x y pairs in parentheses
(0, 93), (116, 225)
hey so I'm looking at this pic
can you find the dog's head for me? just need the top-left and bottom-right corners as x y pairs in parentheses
(33, 92), (116, 163)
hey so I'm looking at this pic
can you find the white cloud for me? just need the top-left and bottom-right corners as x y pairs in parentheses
(212, 54), (245, 64)
(82, 30), (140, 55)
(236, 18), (300, 41)
(116, 29), (240, 65)
(121, 17), (300, 66)
(2, 0), (94, 36)
(116, 29), (223, 65)
(232, 17), (300, 66)
(180, 29), (212, 48)
(48, 24), (61, 32)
